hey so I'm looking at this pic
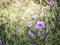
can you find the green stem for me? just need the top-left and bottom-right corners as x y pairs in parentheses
(39, 0), (42, 5)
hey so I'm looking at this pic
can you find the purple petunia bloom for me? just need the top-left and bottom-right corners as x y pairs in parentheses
(0, 40), (2, 45)
(32, 14), (38, 20)
(40, 12), (45, 17)
(26, 22), (32, 27)
(50, 0), (55, 6)
(41, 32), (45, 38)
(35, 21), (45, 31)
(16, 26), (20, 31)
(45, 5), (50, 10)
(28, 31), (35, 38)
(32, 43), (37, 45)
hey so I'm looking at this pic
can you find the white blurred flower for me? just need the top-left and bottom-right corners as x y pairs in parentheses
(32, 14), (38, 20)
(15, 1), (20, 7)
(45, 5), (50, 10)
(21, 15), (26, 20)
(25, 7), (32, 13)
(40, 12), (45, 17)
(9, 13), (15, 21)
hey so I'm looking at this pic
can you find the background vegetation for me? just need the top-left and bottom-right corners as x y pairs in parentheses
(0, 0), (60, 45)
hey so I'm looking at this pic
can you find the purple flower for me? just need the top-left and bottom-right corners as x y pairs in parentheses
(40, 12), (45, 17)
(50, 0), (55, 6)
(28, 31), (35, 38)
(41, 32), (45, 38)
(16, 26), (20, 31)
(45, 5), (50, 10)
(32, 43), (37, 45)
(26, 22), (32, 27)
(0, 40), (2, 45)
(32, 14), (38, 20)
(35, 21), (45, 31)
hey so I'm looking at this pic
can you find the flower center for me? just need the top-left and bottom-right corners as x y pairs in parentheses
(39, 24), (42, 26)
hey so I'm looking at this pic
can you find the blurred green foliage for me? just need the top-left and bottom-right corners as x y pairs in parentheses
(0, 0), (60, 45)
